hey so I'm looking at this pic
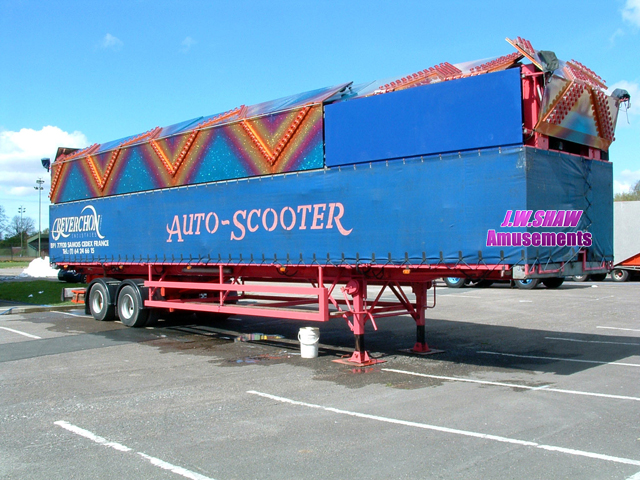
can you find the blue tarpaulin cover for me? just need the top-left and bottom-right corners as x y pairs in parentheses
(49, 147), (612, 267)
(324, 69), (523, 167)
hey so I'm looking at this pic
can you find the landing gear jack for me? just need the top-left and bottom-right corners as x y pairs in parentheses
(333, 279), (385, 366)
(333, 333), (385, 366)
(403, 325), (443, 356)
(401, 284), (444, 356)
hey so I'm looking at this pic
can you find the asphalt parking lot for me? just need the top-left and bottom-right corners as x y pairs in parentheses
(1, 279), (639, 479)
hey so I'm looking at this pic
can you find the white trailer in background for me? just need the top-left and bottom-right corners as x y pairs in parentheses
(610, 200), (640, 282)
(572, 200), (640, 282)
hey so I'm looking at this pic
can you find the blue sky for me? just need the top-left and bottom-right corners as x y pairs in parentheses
(1, 0), (638, 231)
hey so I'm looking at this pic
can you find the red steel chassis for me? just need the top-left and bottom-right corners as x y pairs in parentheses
(74, 262), (513, 366)
(71, 248), (608, 366)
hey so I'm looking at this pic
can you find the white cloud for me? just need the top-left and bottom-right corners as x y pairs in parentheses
(100, 33), (123, 50)
(0, 126), (89, 196)
(615, 180), (631, 194)
(9, 186), (32, 196)
(614, 169), (640, 193)
(609, 28), (625, 46)
(181, 36), (197, 53)
(623, 0), (640, 27)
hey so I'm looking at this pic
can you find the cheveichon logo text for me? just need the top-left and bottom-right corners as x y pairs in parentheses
(51, 205), (105, 241)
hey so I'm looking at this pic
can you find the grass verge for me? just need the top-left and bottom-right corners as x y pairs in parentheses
(0, 280), (86, 305)
(0, 261), (31, 269)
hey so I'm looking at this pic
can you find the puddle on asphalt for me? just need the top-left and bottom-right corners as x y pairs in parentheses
(347, 366), (380, 374)
(228, 350), (300, 364)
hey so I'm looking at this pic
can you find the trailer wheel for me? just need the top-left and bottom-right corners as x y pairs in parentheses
(589, 273), (607, 282)
(515, 278), (540, 290)
(611, 269), (629, 282)
(542, 277), (564, 289)
(117, 284), (149, 327)
(89, 283), (116, 321)
(571, 275), (589, 282)
(442, 277), (466, 288)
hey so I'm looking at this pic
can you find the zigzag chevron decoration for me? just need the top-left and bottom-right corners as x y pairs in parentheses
(50, 104), (324, 203)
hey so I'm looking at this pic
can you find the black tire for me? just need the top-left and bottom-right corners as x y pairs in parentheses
(515, 278), (540, 290)
(144, 309), (161, 326)
(572, 275), (589, 282)
(58, 269), (84, 283)
(589, 273), (607, 282)
(443, 277), (466, 288)
(611, 269), (630, 282)
(89, 283), (116, 321)
(542, 277), (564, 289)
(117, 284), (149, 327)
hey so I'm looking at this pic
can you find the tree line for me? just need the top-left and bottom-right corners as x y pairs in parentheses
(614, 180), (640, 202)
(0, 205), (38, 247)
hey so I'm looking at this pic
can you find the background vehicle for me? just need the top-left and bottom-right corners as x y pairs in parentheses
(571, 273), (608, 282)
(571, 200), (639, 282)
(610, 200), (640, 282)
(441, 277), (565, 290)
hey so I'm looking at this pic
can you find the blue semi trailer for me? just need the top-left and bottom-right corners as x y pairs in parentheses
(49, 37), (629, 365)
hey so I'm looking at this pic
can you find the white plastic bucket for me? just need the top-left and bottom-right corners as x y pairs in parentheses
(298, 327), (320, 358)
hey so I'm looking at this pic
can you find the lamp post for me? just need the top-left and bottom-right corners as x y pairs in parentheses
(18, 206), (26, 256)
(35, 178), (45, 258)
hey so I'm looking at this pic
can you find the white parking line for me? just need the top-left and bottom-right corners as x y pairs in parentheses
(383, 368), (549, 390)
(478, 350), (640, 368)
(54, 421), (215, 480)
(381, 368), (640, 402)
(546, 336), (640, 347)
(57, 311), (91, 318)
(137, 453), (214, 480)
(55, 421), (131, 452)
(627, 470), (640, 480)
(598, 326), (640, 333)
(0, 326), (41, 339)
(247, 390), (640, 467)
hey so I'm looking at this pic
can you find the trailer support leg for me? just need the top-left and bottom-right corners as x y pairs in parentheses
(334, 278), (383, 366)
(411, 283), (430, 353)
(414, 324), (429, 353)
(407, 282), (442, 355)
(348, 279), (373, 364)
